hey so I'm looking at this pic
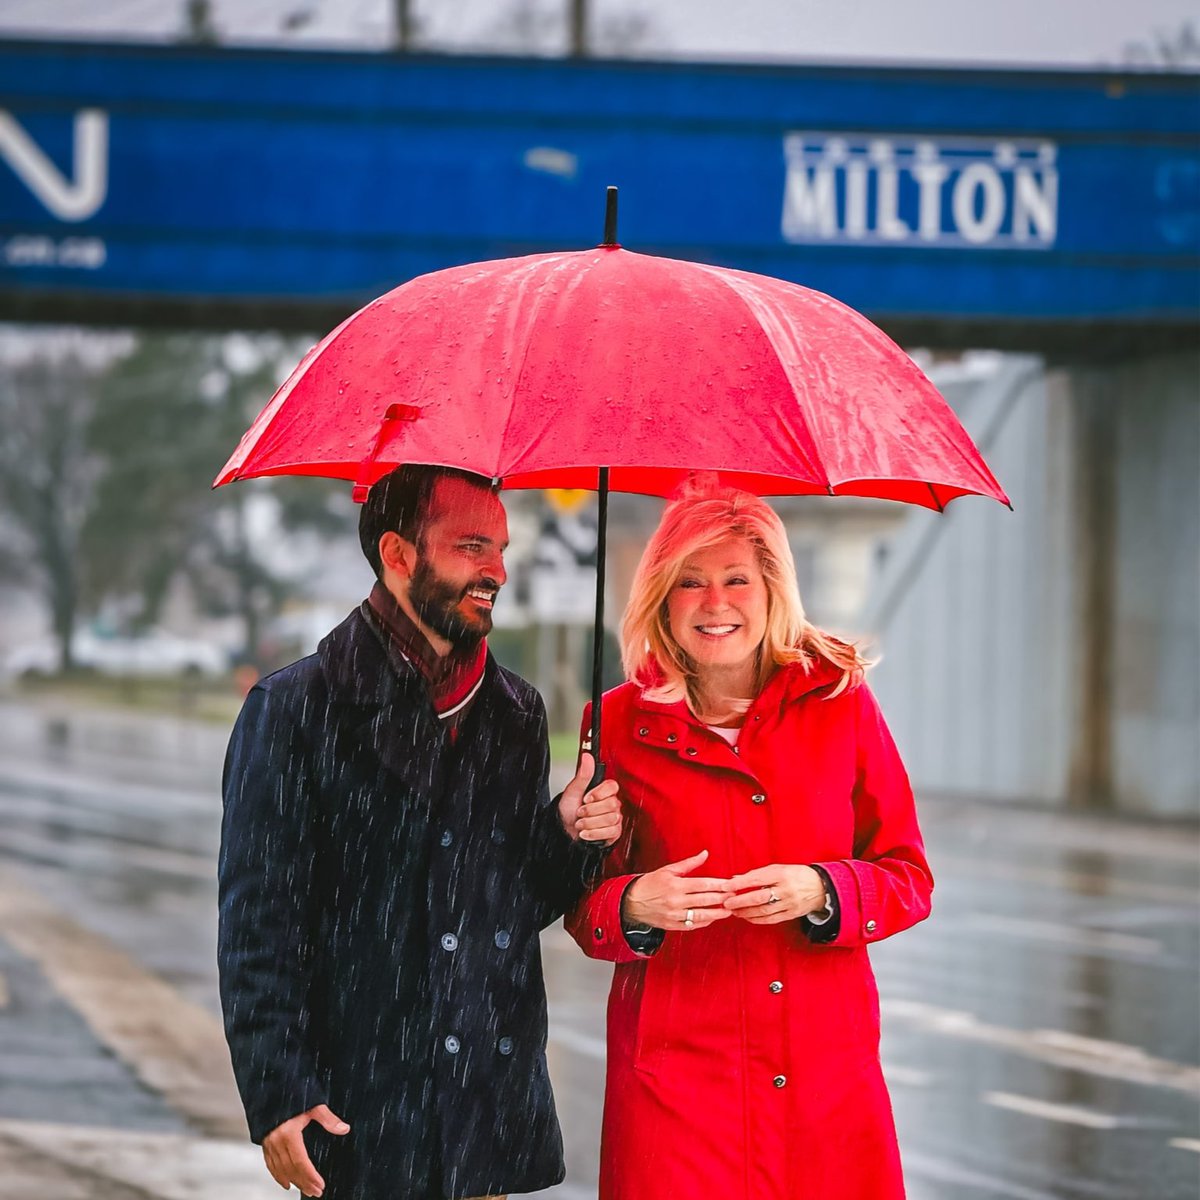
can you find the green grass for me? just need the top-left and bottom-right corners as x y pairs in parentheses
(12, 675), (591, 768)
(11, 671), (245, 725)
(549, 730), (583, 770)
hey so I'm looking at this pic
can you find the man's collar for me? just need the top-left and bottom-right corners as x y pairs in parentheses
(365, 581), (448, 679)
(317, 607), (411, 708)
(363, 581), (488, 715)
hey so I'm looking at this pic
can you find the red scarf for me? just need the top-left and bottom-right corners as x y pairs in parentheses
(362, 581), (487, 741)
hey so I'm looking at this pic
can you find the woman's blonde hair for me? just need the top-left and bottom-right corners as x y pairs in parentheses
(620, 474), (866, 707)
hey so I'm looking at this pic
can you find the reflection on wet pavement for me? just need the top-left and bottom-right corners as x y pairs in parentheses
(0, 699), (1196, 1199)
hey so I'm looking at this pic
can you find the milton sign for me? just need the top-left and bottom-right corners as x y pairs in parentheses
(782, 133), (1058, 250)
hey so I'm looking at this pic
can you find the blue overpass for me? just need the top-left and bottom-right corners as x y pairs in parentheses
(0, 38), (1196, 349)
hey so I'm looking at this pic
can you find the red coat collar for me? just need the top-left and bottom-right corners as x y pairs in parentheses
(628, 654), (848, 721)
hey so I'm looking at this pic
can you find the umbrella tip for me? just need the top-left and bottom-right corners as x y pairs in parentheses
(602, 185), (619, 247)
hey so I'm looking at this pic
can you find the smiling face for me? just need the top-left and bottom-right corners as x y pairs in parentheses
(664, 537), (769, 689)
(402, 476), (509, 649)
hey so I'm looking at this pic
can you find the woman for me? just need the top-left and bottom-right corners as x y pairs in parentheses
(566, 476), (932, 1200)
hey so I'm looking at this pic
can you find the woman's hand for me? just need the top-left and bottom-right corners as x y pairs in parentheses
(623, 849), (734, 931)
(724, 864), (828, 925)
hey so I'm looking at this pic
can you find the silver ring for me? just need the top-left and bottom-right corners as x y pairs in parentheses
(684, 909), (695, 928)
(767, 891), (781, 905)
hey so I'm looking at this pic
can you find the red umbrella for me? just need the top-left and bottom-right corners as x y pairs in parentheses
(215, 189), (1008, 769)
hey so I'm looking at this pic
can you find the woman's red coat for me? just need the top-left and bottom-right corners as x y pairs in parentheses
(566, 661), (933, 1200)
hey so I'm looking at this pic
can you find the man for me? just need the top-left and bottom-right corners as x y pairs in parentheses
(218, 465), (619, 1200)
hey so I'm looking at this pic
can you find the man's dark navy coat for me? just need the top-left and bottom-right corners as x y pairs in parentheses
(218, 610), (594, 1199)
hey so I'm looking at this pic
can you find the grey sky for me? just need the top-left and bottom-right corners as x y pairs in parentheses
(0, 0), (1196, 69)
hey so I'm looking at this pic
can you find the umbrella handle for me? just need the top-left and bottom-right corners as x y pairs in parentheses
(588, 466), (609, 768)
(588, 759), (607, 791)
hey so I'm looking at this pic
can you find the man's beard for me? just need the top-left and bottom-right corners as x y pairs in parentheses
(409, 558), (494, 648)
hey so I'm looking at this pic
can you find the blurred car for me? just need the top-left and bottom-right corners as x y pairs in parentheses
(2, 628), (228, 679)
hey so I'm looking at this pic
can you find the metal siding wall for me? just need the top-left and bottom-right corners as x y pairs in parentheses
(864, 359), (1074, 803)
(1111, 354), (1200, 818)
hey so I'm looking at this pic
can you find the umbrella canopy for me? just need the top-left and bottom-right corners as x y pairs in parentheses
(215, 199), (1008, 774)
(215, 246), (1008, 511)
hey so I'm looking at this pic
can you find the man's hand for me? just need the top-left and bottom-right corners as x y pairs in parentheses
(262, 1104), (349, 1197)
(724, 863), (828, 925)
(558, 751), (622, 844)
(622, 849), (734, 930)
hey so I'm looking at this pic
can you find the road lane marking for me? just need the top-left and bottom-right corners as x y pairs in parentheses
(902, 1149), (1065, 1200)
(924, 805), (1200, 865)
(0, 788), (216, 852)
(932, 851), (1199, 905)
(1169, 1137), (1200, 1154)
(883, 1063), (934, 1087)
(0, 1128), (162, 1200)
(884, 998), (1200, 1095)
(0, 1119), (276, 1200)
(983, 1090), (1124, 1129)
(960, 913), (1166, 960)
(0, 760), (215, 812)
(0, 823), (215, 881)
(0, 874), (245, 1138)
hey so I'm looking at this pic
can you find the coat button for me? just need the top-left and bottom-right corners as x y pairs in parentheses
(593, 927), (604, 941)
(439, 830), (453, 848)
(686, 747), (698, 756)
(494, 929), (511, 950)
(865, 920), (877, 933)
(751, 793), (766, 805)
(497, 1036), (514, 1056)
(444, 1035), (461, 1054)
(769, 980), (783, 994)
(638, 727), (649, 736)
(440, 933), (459, 952)
(666, 733), (678, 743)
(773, 1074), (787, 1088)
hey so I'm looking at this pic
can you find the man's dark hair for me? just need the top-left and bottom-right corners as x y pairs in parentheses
(358, 464), (497, 579)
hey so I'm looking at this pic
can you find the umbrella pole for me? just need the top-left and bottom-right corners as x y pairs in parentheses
(588, 466), (610, 787)
(587, 187), (617, 787)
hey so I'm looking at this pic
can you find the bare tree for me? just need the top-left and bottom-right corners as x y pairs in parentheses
(85, 331), (351, 668)
(1121, 20), (1200, 70)
(181, 0), (219, 44)
(0, 328), (353, 674)
(484, 0), (656, 57)
(394, 0), (419, 50)
(0, 342), (106, 670)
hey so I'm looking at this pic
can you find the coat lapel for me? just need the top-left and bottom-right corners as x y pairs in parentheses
(318, 609), (449, 800)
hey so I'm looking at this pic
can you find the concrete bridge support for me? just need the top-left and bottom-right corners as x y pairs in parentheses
(866, 350), (1198, 819)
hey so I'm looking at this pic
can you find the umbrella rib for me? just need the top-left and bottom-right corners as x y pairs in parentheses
(492, 254), (581, 485)
(689, 261), (836, 492)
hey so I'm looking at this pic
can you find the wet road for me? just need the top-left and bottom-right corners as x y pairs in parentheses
(0, 696), (1196, 1200)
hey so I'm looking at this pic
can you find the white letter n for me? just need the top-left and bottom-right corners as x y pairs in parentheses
(0, 108), (109, 222)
